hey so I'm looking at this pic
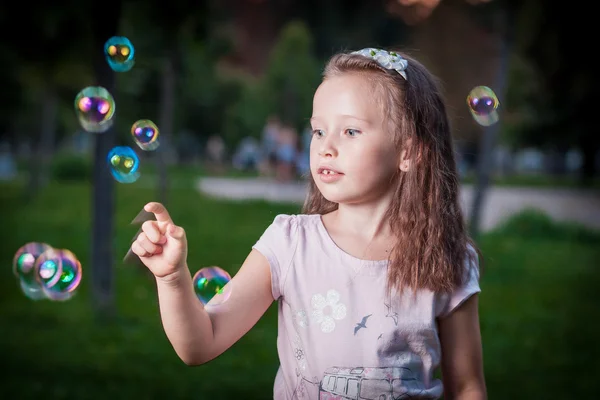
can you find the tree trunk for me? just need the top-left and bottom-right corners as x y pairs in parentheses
(24, 84), (58, 202)
(90, 0), (121, 322)
(403, 1), (511, 239)
(575, 84), (599, 186)
(578, 132), (599, 187)
(156, 54), (175, 206)
(469, 6), (511, 240)
(408, 1), (500, 146)
(545, 144), (569, 176)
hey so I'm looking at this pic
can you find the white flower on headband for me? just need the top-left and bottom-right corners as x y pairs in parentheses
(351, 48), (408, 80)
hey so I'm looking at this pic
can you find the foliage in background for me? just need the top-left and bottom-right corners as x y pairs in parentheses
(222, 20), (321, 147)
(262, 20), (321, 133)
(51, 153), (92, 182)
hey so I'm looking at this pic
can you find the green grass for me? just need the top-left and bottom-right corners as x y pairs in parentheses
(1, 173), (599, 399)
(476, 211), (600, 398)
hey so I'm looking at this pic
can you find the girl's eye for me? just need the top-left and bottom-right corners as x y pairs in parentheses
(346, 129), (361, 137)
(312, 129), (325, 137)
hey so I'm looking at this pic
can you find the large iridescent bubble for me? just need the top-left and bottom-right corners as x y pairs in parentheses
(192, 266), (232, 307)
(74, 86), (116, 133)
(33, 249), (82, 301)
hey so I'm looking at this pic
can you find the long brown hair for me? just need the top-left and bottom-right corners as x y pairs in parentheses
(302, 50), (481, 296)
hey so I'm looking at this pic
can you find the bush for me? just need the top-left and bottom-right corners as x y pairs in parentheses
(493, 208), (600, 244)
(51, 154), (92, 182)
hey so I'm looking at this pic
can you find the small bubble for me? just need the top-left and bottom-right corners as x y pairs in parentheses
(44, 250), (82, 301)
(33, 249), (63, 291)
(107, 146), (140, 184)
(467, 86), (499, 127)
(104, 36), (135, 72)
(131, 120), (160, 151)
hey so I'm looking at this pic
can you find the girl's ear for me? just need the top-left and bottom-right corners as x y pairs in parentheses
(398, 139), (423, 172)
(399, 148), (411, 172)
(398, 138), (422, 172)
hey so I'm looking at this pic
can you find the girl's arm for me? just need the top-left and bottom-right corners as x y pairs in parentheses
(156, 249), (274, 365)
(438, 294), (487, 400)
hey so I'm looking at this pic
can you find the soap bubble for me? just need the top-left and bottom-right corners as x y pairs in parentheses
(131, 119), (160, 151)
(107, 146), (140, 184)
(13, 242), (54, 300)
(192, 266), (232, 306)
(34, 249), (82, 301)
(104, 36), (135, 72)
(74, 86), (116, 133)
(467, 86), (499, 126)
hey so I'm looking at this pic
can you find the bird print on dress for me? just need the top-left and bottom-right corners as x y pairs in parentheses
(354, 314), (372, 335)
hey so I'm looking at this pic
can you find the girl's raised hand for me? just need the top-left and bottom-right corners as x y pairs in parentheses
(130, 202), (188, 281)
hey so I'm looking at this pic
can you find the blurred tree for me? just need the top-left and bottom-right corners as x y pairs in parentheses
(297, 0), (407, 56)
(122, 0), (210, 207)
(9, 2), (93, 201)
(0, 16), (23, 149)
(176, 5), (237, 150)
(511, 0), (597, 184)
(386, 0), (510, 239)
(181, 39), (241, 144)
(217, 0), (411, 150)
(220, 0), (291, 76)
(262, 20), (321, 132)
(89, 0), (121, 321)
(386, 0), (492, 25)
(222, 76), (270, 148)
(468, 3), (511, 239)
(222, 0), (410, 77)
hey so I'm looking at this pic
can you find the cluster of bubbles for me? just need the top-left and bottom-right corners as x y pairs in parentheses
(73, 36), (160, 184)
(13, 242), (82, 301)
(467, 85), (500, 127)
(192, 266), (232, 307)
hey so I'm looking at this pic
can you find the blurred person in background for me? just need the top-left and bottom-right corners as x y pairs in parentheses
(295, 124), (312, 179)
(259, 115), (282, 178)
(275, 123), (298, 182)
(205, 134), (226, 175)
(233, 136), (261, 172)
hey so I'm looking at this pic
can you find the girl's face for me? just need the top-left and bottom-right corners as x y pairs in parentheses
(310, 73), (400, 205)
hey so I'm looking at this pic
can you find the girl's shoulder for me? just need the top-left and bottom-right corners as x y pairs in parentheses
(269, 213), (321, 229)
(263, 214), (326, 244)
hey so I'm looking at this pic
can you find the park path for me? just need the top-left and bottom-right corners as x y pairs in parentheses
(196, 177), (600, 232)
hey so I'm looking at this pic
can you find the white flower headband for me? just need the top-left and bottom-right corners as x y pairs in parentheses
(351, 48), (408, 80)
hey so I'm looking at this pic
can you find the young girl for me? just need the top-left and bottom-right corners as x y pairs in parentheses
(130, 48), (487, 400)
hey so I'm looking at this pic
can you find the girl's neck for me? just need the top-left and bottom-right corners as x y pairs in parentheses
(329, 197), (394, 242)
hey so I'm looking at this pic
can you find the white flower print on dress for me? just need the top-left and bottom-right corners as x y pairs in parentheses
(292, 334), (307, 371)
(311, 289), (347, 333)
(295, 309), (308, 329)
